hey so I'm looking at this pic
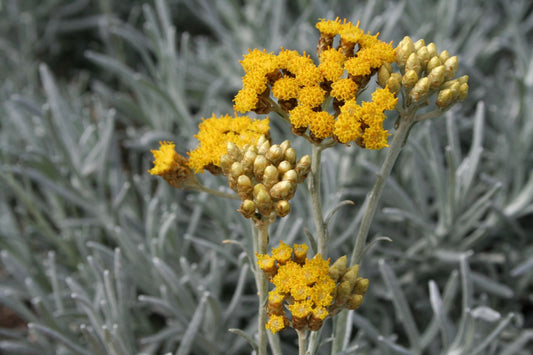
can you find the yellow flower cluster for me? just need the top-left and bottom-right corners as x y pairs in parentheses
(233, 18), (397, 149)
(257, 241), (369, 334)
(187, 114), (270, 173)
(148, 141), (194, 188)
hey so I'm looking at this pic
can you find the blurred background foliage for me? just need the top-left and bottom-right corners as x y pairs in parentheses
(1, 0), (533, 354)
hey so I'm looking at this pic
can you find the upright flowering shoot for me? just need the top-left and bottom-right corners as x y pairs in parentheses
(233, 18), (397, 149)
(256, 242), (369, 334)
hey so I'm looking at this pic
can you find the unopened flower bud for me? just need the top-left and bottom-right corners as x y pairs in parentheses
(239, 199), (256, 218)
(275, 200), (291, 217)
(426, 56), (442, 74)
(295, 155), (311, 183)
(284, 147), (297, 165)
(346, 294), (364, 310)
(353, 277), (369, 295)
(436, 88), (454, 108)
(443, 56), (458, 80)
(230, 162), (243, 179)
(335, 281), (352, 305)
(439, 49), (450, 63)
(279, 140), (291, 155)
(377, 64), (391, 88)
(386, 73), (402, 94)
(258, 140), (271, 155)
(220, 154), (233, 175)
(457, 82), (469, 102)
(414, 38), (425, 50)
(328, 255), (347, 282)
(282, 169), (298, 184)
(457, 75), (469, 85)
(426, 43), (438, 58)
(405, 52), (422, 76)
(253, 155), (268, 181)
(242, 148), (257, 177)
(341, 264), (360, 287)
(226, 142), (242, 162)
(428, 65), (446, 89)
(255, 189), (273, 216)
(270, 181), (294, 200)
(263, 165), (280, 189)
(410, 77), (430, 102)
(237, 175), (253, 200)
(277, 160), (292, 176)
(253, 183), (268, 198)
(266, 144), (283, 165)
(416, 46), (430, 68)
(402, 69), (418, 90)
(396, 36), (416, 68)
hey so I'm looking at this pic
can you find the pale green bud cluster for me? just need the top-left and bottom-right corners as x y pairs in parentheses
(327, 256), (369, 312)
(378, 36), (469, 109)
(221, 136), (311, 219)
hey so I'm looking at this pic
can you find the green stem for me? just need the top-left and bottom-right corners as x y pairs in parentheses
(349, 113), (414, 267)
(297, 330), (308, 355)
(193, 183), (240, 200)
(309, 144), (327, 256)
(253, 219), (271, 355)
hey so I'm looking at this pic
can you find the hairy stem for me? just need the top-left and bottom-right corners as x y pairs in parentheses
(349, 113), (414, 267)
(310, 143), (327, 256)
(253, 219), (271, 355)
(297, 329), (308, 355)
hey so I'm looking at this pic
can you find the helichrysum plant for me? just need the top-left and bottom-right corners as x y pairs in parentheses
(149, 17), (470, 354)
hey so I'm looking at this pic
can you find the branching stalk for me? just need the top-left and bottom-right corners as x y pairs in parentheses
(349, 112), (415, 266)
(309, 143), (328, 256)
(297, 329), (308, 355)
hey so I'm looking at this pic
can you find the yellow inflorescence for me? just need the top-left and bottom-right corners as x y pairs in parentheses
(149, 141), (194, 188)
(187, 114), (270, 173)
(257, 241), (370, 334)
(233, 18), (397, 149)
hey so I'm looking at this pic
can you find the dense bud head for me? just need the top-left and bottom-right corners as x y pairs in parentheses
(409, 77), (430, 102)
(275, 200), (291, 217)
(402, 69), (419, 89)
(428, 65), (446, 89)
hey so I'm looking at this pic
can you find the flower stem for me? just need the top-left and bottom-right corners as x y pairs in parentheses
(349, 113), (414, 267)
(309, 143), (327, 256)
(297, 329), (308, 355)
(253, 219), (271, 355)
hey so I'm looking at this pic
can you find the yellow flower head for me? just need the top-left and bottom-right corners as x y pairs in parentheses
(298, 85), (326, 108)
(149, 141), (193, 188)
(330, 78), (358, 101)
(271, 240), (293, 264)
(308, 111), (335, 140)
(288, 300), (313, 318)
(316, 18), (342, 36)
(319, 48), (346, 65)
(289, 105), (313, 129)
(187, 114), (270, 173)
(266, 314), (287, 334)
(271, 77), (300, 100)
(233, 87), (259, 113)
